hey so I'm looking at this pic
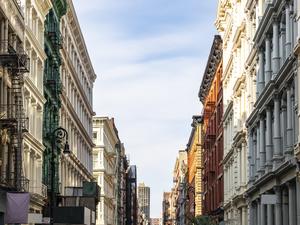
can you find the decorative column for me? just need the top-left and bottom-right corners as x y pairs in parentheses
(32, 103), (37, 137)
(37, 158), (42, 195)
(24, 147), (30, 178)
(242, 206), (247, 225)
(267, 204), (274, 225)
(4, 19), (8, 53)
(249, 130), (255, 183)
(256, 125), (261, 178)
(286, 85), (293, 159)
(286, 4), (292, 55)
(295, 69), (299, 144)
(296, 174), (300, 225)
(266, 107), (273, 171)
(252, 202), (258, 225)
(242, 141), (247, 184)
(273, 18), (280, 78)
(275, 186), (283, 225)
(260, 116), (266, 175)
(261, 201), (266, 225)
(265, 35), (272, 83)
(288, 182), (296, 225)
(1, 20), (4, 53)
(257, 199), (262, 225)
(258, 48), (265, 94)
(283, 187), (289, 225)
(281, 93), (288, 153)
(280, 20), (286, 62)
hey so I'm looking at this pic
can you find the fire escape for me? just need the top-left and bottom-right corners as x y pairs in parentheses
(0, 26), (30, 192)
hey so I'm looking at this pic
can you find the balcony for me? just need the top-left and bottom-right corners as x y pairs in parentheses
(29, 183), (48, 199)
(0, 44), (30, 73)
(0, 172), (29, 192)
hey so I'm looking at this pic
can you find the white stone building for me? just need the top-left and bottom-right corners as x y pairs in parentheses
(216, 0), (255, 224)
(246, 1), (300, 225)
(93, 117), (119, 225)
(172, 150), (187, 225)
(22, 0), (51, 213)
(59, 0), (96, 194)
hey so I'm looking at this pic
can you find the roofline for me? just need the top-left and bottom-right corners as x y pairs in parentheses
(198, 35), (222, 103)
(186, 115), (203, 151)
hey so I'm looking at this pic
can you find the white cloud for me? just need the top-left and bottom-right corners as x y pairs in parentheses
(73, 0), (217, 217)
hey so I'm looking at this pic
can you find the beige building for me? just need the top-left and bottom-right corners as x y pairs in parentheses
(216, 0), (255, 224)
(172, 150), (187, 224)
(138, 182), (151, 220)
(22, 0), (51, 214)
(93, 117), (119, 225)
(59, 0), (96, 195)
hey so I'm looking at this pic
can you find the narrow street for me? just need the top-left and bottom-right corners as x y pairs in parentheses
(0, 1), (300, 225)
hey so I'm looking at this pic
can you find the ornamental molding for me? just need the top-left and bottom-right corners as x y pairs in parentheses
(65, 0), (96, 83)
(199, 35), (222, 103)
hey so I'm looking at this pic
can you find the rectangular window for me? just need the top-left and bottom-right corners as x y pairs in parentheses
(93, 132), (97, 139)
(93, 153), (98, 168)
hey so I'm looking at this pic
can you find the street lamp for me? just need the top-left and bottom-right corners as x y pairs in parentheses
(50, 127), (70, 225)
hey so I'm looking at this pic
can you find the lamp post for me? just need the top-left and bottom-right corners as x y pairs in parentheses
(50, 127), (70, 225)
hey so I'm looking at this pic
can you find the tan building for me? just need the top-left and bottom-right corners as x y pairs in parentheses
(150, 218), (162, 225)
(138, 182), (151, 220)
(186, 116), (204, 217)
(172, 150), (187, 224)
(162, 192), (173, 225)
(93, 117), (119, 225)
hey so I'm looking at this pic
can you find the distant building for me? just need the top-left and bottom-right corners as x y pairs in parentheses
(162, 192), (175, 225)
(150, 218), (162, 225)
(172, 150), (187, 225)
(186, 116), (204, 218)
(138, 182), (151, 220)
(126, 165), (138, 225)
(199, 35), (224, 223)
(93, 117), (119, 225)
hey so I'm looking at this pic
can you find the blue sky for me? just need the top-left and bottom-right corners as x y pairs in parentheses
(73, 0), (218, 218)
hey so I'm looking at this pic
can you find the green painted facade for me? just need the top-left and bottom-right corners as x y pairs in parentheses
(43, 0), (67, 193)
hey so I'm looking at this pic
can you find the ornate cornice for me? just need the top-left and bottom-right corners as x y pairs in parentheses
(65, 0), (97, 83)
(199, 35), (223, 103)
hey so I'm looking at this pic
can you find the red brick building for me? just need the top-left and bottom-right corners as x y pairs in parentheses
(199, 35), (223, 222)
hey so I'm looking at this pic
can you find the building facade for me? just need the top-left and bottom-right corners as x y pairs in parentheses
(199, 35), (223, 223)
(59, 0), (96, 193)
(150, 218), (162, 225)
(246, 1), (300, 225)
(126, 165), (138, 225)
(42, 0), (67, 195)
(138, 182), (151, 221)
(162, 192), (174, 225)
(216, 0), (254, 224)
(23, 0), (51, 215)
(93, 117), (119, 225)
(172, 150), (187, 225)
(186, 115), (204, 219)
(0, 0), (29, 223)
(116, 143), (127, 225)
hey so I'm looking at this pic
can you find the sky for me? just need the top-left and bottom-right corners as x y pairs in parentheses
(73, 0), (218, 218)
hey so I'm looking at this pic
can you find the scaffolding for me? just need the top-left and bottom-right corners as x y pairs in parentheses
(0, 39), (29, 192)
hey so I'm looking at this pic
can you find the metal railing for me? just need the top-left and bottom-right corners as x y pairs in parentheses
(29, 182), (48, 198)
(0, 172), (29, 192)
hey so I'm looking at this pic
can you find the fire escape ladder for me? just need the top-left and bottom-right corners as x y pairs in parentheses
(0, 42), (29, 192)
